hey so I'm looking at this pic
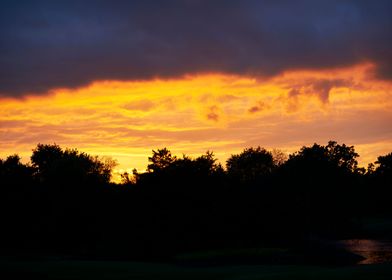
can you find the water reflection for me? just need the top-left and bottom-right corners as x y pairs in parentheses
(340, 239), (392, 264)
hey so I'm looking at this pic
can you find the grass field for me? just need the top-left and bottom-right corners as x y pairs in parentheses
(1, 260), (392, 280)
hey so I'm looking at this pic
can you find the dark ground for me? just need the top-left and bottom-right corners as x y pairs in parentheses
(1, 259), (392, 280)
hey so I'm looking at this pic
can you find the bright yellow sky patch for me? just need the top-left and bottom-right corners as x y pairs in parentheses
(1, 63), (391, 182)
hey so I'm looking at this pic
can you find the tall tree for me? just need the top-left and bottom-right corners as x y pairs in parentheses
(31, 143), (116, 184)
(147, 148), (176, 172)
(226, 147), (274, 184)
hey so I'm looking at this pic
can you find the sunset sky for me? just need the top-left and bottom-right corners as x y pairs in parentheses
(1, 1), (391, 180)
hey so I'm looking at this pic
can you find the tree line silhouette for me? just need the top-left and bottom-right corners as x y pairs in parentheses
(0, 141), (391, 260)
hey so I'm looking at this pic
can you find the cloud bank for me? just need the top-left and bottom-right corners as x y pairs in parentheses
(0, 0), (392, 97)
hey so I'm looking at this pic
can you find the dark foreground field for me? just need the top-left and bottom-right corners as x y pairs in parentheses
(1, 260), (392, 280)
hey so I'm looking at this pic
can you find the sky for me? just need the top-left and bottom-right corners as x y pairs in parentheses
(1, 0), (392, 180)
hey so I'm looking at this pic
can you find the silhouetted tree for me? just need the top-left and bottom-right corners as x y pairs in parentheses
(226, 147), (274, 184)
(140, 149), (223, 188)
(325, 141), (359, 173)
(375, 152), (392, 178)
(278, 141), (361, 237)
(30, 143), (63, 178)
(271, 149), (288, 167)
(2, 142), (392, 260)
(194, 151), (223, 175)
(0, 155), (37, 253)
(283, 141), (359, 179)
(169, 151), (223, 177)
(368, 152), (392, 214)
(120, 168), (138, 186)
(147, 148), (176, 172)
(31, 143), (116, 185)
(0, 154), (34, 186)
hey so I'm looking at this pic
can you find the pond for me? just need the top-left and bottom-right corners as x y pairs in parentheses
(339, 239), (392, 264)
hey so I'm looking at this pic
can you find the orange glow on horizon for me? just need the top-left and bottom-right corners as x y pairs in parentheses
(1, 63), (391, 182)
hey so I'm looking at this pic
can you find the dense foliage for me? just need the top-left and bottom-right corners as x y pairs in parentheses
(0, 141), (391, 260)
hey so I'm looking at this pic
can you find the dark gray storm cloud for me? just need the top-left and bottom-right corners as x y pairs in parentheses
(1, 0), (391, 97)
